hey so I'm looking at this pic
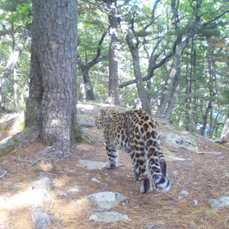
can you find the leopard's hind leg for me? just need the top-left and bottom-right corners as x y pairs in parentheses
(130, 150), (152, 193)
(105, 145), (118, 169)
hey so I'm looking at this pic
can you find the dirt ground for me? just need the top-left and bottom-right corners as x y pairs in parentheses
(0, 107), (229, 229)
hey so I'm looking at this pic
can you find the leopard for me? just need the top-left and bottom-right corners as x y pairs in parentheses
(95, 109), (170, 193)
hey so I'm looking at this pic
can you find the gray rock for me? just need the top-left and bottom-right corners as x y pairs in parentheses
(78, 160), (107, 170)
(210, 196), (229, 208)
(89, 211), (130, 222)
(87, 192), (127, 210)
(78, 119), (95, 128)
(160, 133), (198, 152)
(32, 173), (52, 191)
(31, 206), (52, 229)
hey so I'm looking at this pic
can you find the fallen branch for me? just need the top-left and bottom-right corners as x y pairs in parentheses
(198, 151), (222, 155)
(0, 170), (8, 180)
(57, 193), (91, 213)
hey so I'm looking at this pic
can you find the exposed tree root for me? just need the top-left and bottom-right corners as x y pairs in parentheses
(0, 128), (39, 156)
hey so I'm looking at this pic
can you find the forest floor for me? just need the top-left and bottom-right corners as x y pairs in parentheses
(0, 103), (229, 229)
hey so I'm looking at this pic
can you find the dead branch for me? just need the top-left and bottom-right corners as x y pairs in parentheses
(0, 170), (8, 180)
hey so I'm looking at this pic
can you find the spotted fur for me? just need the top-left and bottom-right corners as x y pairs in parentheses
(95, 109), (170, 193)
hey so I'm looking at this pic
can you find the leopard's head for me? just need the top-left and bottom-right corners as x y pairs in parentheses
(95, 109), (112, 129)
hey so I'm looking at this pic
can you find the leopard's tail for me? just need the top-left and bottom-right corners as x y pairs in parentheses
(153, 174), (170, 192)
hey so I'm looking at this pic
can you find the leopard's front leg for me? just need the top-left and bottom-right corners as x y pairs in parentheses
(106, 145), (118, 169)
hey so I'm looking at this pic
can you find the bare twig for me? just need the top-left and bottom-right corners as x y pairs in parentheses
(148, 224), (155, 229)
(0, 170), (8, 180)
(224, 216), (228, 225)
(58, 194), (91, 213)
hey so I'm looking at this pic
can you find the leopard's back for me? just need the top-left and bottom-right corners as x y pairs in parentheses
(95, 109), (170, 193)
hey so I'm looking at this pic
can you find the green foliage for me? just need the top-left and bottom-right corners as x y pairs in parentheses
(10, 3), (32, 25)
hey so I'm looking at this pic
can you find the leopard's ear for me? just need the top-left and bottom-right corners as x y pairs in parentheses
(100, 109), (106, 115)
(100, 109), (109, 115)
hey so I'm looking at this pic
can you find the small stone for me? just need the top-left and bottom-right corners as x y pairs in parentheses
(86, 192), (127, 210)
(67, 188), (79, 194)
(180, 190), (189, 195)
(78, 160), (107, 170)
(193, 200), (198, 206)
(91, 178), (101, 183)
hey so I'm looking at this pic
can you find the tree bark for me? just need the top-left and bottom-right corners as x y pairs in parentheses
(163, 60), (182, 121)
(78, 61), (95, 101)
(125, 32), (151, 115)
(201, 101), (212, 137)
(107, 0), (120, 105)
(157, 39), (188, 118)
(25, 0), (78, 160)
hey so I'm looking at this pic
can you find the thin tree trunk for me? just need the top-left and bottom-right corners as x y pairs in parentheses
(164, 60), (182, 121)
(201, 101), (212, 137)
(192, 50), (198, 127)
(157, 39), (188, 118)
(13, 68), (18, 107)
(107, 0), (120, 105)
(125, 32), (151, 115)
(78, 62), (95, 101)
(0, 29), (28, 110)
(77, 31), (107, 101)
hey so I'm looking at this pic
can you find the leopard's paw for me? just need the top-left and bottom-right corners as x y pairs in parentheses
(106, 161), (117, 169)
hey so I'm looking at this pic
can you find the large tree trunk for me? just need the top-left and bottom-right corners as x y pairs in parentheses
(25, 0), (78, 160)
(107, 0), (120, 105)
